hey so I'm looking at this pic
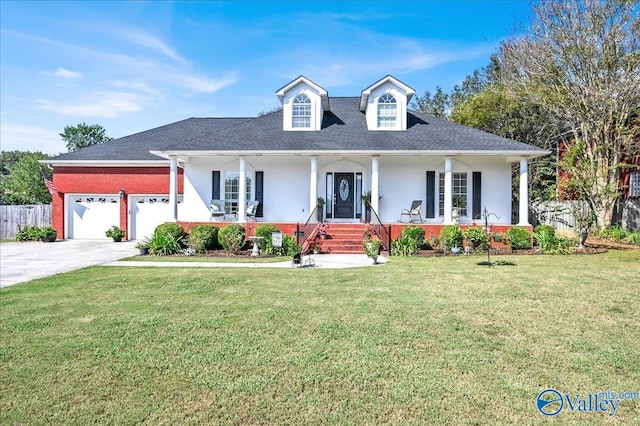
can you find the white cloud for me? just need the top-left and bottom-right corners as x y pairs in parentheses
(35, 91), (147, 118)
(107, 80), (163, 98)
(179, 74), (238, 93)
(53, 68), (83, 79)
(113, 28), (186, 63)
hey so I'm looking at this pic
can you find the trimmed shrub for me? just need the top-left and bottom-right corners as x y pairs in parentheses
(505, 226), (532, 250)
(219, 224), (246, 254)
(16, 225), (42, 241)
(154, 222), (186, 248)
(463, 226), (490, 250)
(440, 225), (463, 250)
(254, 224), (280, 250)
(188, 224), (219, 252)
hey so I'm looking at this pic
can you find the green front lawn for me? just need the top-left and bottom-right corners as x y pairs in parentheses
(1, 251), (639, 424)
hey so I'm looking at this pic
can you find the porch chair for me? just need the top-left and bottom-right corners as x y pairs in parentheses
(246, 200), (260, 221)
(210, 199), (225, 220)
(399, 200), (424, 223)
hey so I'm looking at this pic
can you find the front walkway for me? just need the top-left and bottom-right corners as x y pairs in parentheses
(107, 254), (387, 269)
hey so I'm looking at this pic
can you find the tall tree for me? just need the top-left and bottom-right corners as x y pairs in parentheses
(451, 84), (561, 202)
(60, 123), (112, 152)
(499, 0), (640, 228)
(412, 55), (501, 119)
(412, 86), (450, 119)
(0, 152), (52, 205)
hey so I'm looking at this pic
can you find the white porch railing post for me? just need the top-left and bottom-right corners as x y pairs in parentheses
(169, 156), (178, 222)
(310, 156), (318, 223)
(371, 156), (379, 223)
(444, 157), (453, 224)
(518, 157), (530, 226)
(238, 157), (247, 223)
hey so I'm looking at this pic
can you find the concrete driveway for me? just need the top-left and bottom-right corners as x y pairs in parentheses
(0, 239), (138, 288)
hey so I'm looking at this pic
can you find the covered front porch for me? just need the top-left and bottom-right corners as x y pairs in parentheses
(164, 153), (533, 227)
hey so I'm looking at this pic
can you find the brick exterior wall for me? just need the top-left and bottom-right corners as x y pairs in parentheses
(52, 166), (183, 239)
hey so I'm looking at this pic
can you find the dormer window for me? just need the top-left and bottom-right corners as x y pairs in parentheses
(377, 94), (397, 128)
(292, 94), (311, 128)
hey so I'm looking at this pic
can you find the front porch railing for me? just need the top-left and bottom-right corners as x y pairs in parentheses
(296, 204), (321, 254)
(366, 201), (392, 253)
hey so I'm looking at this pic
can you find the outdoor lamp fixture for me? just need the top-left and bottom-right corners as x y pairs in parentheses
(119, 189), (126, 198)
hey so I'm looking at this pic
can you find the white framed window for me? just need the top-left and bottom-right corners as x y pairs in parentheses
(292, 94), (311, 128)
(377, 94), (397, 128)
(224, 171), (252, 213)
(630, 170), (640, 197)
(439, 172), (468, 216)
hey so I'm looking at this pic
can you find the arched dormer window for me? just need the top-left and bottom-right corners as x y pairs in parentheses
(292, 94), (311, 128)
(377, 94), (397, 128)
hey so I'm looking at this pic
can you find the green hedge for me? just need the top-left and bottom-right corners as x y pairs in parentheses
(505, 226), (532, 250)
(188, 224), (219, 252)
(219, 224), (246, 254)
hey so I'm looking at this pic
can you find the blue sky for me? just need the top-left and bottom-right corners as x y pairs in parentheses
(1, 1), (531, 154)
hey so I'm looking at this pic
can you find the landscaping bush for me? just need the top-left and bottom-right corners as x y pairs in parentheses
(533, 225), (556, 241)
(593, 226), (640, 246)
(623, 232), (640, 245)
(505, 226), (532, 250)
(440, 225), (463, 250)
(281, 234), (302, 256)
(154, 222), (186, 246)
(392, 233), (420, 257)
(105, 225), (125, 241)
(254, 224), (280, 250)
(16, 225), (42, 241)
(463, 226), (490, 250)
(401, 226), (425, 247)
(39, 226), (58, 242)
(188, 224), (219, 253)
(148, 232), (183, 256)
(219, 224), (246, 254)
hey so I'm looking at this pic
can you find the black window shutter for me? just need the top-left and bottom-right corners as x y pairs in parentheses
(212, 171), (220, 200)
(472, 172), (482, 219)
(425, 171), (435, 218)
(255, 171), (264, 217)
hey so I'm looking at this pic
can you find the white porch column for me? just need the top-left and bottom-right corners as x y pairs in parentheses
(237, 157), (247, 223)
(443, 157), (453, 224)
(371, 156), (379, 223)
(518, 157), (530, 226)
(310, 156), (318, 222)
(169, 156), (178, 221)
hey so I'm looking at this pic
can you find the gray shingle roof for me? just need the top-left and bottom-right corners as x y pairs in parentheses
(47, 117), (247, 161)
(48, 97), (546, 162)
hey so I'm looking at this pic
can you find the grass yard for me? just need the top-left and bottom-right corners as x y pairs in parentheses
(1, 251), (639, 424)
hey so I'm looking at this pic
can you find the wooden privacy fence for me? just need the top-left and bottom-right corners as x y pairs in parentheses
(531, 199), (640, 235)
(0, 204), (52, 240)
(531, 201), (577, 236)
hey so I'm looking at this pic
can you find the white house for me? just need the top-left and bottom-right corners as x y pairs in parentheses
(46, 75), (548, 245)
